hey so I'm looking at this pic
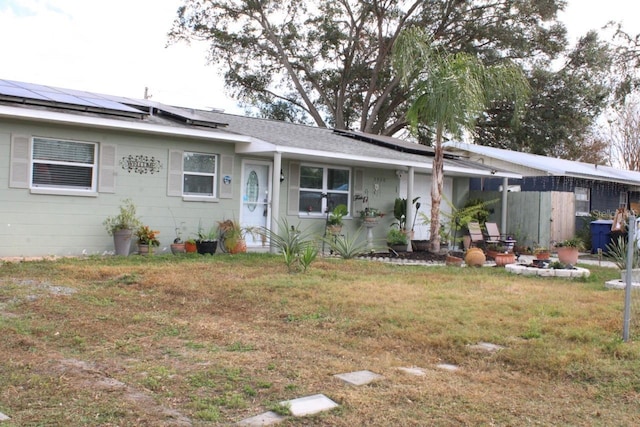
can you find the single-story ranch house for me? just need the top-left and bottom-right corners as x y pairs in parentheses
(0, 79), (517, 257)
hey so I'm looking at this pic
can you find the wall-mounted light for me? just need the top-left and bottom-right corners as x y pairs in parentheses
(280, 169), (285, 182)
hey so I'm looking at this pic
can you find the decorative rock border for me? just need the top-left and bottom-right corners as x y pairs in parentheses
(505, 263), (590, 278)
(604, 280), (640, 290)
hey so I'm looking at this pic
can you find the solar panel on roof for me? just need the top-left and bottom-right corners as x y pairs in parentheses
(0, 78), (146, 117)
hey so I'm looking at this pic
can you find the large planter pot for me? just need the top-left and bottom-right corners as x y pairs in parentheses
(196, 240), (217, 255)
(113, 228), (133, 256)
(494, 252), (516, 267)
(412, 240), (430, 252)
(557, 247), (579, 265)
(465, 247), (486, 267)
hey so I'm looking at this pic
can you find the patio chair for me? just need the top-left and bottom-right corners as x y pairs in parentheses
(467, 222), (485, 248)
(485, 222), (517, 251)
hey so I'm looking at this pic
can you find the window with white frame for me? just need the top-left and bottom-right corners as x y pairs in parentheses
(183, 152), (217, 197)
(620, 192), (628, 208)
(31, 137), (97, 191)
(575, 186), (590, 216)
(298, 164), (350, 214)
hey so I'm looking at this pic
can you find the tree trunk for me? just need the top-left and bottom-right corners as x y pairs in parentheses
(429, 126), (444, 253)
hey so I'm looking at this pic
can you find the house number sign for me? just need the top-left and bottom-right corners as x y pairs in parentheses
(120, 155), (162, 174)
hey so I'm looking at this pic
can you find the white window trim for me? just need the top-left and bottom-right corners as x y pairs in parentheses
(575, 186), (590, 216)
(298, 163), (351, 217)
(30, 136), (98, 196)
(183, 151), (218, 200)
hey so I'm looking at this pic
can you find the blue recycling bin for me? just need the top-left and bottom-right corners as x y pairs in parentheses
(590, 220), (613, 254)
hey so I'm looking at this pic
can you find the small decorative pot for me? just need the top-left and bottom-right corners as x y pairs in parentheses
(170, 243), (186, 254)
(446, 255), (463, 267)
(535, 251), (550, 260)
(138, 243), (152, 256)
(465, 247), (486, 267)
(184, 241), (197, 253)
(327, 225), (343, 235)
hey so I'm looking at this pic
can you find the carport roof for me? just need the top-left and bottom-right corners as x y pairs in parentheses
(444, 142), (640, 186)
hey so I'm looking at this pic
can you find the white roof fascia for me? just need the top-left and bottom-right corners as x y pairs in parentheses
(0, 105), (252, 144)
(444, 141), (640, 185)
(237, 142), (521, 178)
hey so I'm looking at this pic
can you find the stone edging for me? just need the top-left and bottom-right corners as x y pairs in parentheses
(505, 263), (590, 278)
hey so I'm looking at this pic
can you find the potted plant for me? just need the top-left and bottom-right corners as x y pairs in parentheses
(555, 237), (583, 265)
(184, 238), (197, 253)
(387, 227), (408, 252)
(327, 204), (348, 235)
(103, 199), (142, 256)
(217, 219), (255, 254)
(393, 197), (420, 236)
(169, 209), (186, 254)
(534, 245), (550, 260)
(359, 207), (383, 223)
(135, 225), (160, 255)
(196, 223), (218, 255)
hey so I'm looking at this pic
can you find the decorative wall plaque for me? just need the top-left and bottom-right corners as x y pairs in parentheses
(120, 155), (162, 174)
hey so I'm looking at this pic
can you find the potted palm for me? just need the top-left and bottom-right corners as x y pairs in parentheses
(327, 204), (348, 235)
(103, 199), (141, 256)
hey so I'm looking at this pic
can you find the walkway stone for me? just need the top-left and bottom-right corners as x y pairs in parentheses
(468, 342), (505, 352)
(397, 367), (426, 376)
(436, 363), (460, 371)
(237, 411), (285, 426)
(0, 412), (9, 421)
(334, 370), (383, 386)
(280, 394), (339, 417)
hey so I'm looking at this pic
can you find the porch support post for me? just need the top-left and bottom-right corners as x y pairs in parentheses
(501, 176), (508, 235)
(271, 152), (282, 254)
(406, 167), (415, 251)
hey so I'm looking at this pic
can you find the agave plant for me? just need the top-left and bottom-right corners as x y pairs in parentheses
(605, 236), (640, 270)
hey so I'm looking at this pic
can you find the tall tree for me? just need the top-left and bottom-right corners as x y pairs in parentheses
(475, 31), (613, 161)
(394, 27), (530, 252)
(169, 0), (565, 135)
(602, 96), (640, 171)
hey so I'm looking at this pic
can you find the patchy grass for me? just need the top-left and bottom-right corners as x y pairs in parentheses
(0, 254), (639, 426)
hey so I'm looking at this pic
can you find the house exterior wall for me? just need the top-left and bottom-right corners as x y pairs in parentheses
(0, 118), (242, 257)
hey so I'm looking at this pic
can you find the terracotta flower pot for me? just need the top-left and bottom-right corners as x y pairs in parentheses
(185, 241), (197, 253)
(557, 247), (579, 265)
(494, 252), (515, 267)
(446, 255), (463, 266)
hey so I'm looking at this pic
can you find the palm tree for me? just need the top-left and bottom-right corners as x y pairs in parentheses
(393, 27), (530, 252)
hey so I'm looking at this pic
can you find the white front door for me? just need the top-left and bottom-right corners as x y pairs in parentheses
(241, 160), (272, 247)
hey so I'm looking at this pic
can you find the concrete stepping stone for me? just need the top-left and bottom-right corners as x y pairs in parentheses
(334, 370), (383, 386)
(237, 411), (285, 426)
(468, 342), (505, 352)
(436, 363), (460, 371)
(0, 412), (9, 421)
(397, 367), (426, 376)
(280, 394), (339, 417)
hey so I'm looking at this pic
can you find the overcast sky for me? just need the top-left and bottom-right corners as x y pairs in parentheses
(1, 0), (639, 115)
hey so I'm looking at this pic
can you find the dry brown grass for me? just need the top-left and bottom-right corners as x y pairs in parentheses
(0, 254), (639, 426)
